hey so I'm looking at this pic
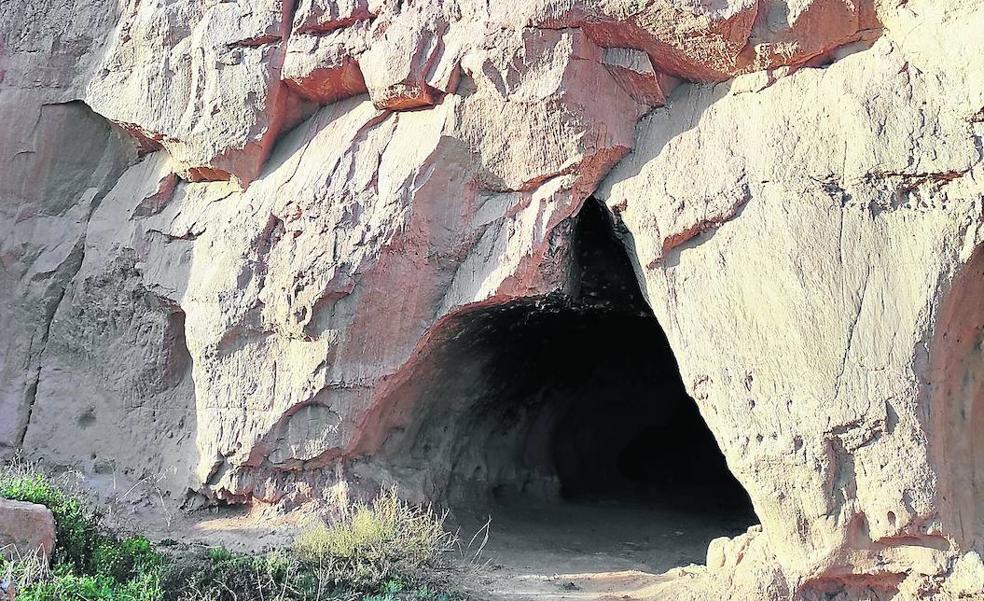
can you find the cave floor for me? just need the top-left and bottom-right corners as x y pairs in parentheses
(453, 496), (755, 601)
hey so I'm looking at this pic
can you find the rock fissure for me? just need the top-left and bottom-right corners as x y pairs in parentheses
(295, 11), (375, 36)
(228, 34), (283, 48)
(833, 265), (872, 401)
(16, 233), (87, 448)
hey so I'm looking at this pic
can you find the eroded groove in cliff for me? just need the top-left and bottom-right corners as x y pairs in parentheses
(9, 100), (138, 451)
(17, 234), (88, 447)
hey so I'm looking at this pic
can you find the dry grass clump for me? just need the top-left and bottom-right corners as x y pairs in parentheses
(293, 487), (456, 588)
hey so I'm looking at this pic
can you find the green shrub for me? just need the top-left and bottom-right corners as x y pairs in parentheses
(293, 488), (455, 589)
(0, 473), (100, 572)
(411, 584), (456, 601)
(93, 536), (164, 582)
(0, 469), (167, 599)
(15, 571), (162, 601)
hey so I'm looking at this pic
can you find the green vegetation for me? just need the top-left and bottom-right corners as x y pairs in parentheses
(0, 472), (102, 574)
(1, 465), (466, 601)
(16, 572), (163, 601)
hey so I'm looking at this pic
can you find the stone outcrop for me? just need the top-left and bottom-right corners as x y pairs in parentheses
(2, 0), (983, 599)
(0, 499), (55, 563)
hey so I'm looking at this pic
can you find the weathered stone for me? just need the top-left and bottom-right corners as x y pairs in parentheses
(601, 47), (677, 107)
(282, 24), (370, 104)
(84, 0), (306, 186)
(0, 499), (55, 563)
(359, 0), (449, 110)
(281, 0), (374, 104)
(0, 100), (137, 457)
(597, 0), (984, 591)
(1, 0), (983, 598)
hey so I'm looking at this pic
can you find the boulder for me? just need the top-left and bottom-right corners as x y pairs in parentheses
(0, 499), (55, 563)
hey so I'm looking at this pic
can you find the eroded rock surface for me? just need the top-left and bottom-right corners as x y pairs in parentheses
(2, 0), (983, 598)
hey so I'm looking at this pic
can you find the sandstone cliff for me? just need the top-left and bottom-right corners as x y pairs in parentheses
(2, 0), (983, 598)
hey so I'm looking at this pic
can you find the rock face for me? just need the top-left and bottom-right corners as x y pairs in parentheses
(0, 499), (56, 563)
(1, 0), (983, 599)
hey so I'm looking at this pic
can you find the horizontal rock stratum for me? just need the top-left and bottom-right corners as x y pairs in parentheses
(1, 0), (983, 599)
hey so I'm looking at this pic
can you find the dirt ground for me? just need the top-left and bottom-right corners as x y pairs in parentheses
(74, 469), (755, 601)
(451, 496), (756, 601)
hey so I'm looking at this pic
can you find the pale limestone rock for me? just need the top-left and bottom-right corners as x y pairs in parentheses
(282, 23), (370, 103)
(292, 0), (376, 32)
(602, 48), (678, 107)
(452, 28), (643, 191)
(706, 524), (763, 570)
(16, 16), (640, 495)
(21, 153), (199, 495)
(358, 0), (450, 109)
(569, 0), (762, 80)
(169, 38), (637, 491)
(84, 0), (304, 186)
(0, 0), (137, 457)
(744, 0), (880, 70)
(941, 552), (984, 598)
(284, 0), (871, 115)
(0, 0), (121, 101)
(597, 0), (984, 593)
(0, 100), (137, 455)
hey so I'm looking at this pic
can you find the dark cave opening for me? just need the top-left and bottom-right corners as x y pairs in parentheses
(380, 199), (757, 568)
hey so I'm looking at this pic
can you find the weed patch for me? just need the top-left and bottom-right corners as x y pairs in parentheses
(1, 464), (467, 601)
(294, 488), (455, 589)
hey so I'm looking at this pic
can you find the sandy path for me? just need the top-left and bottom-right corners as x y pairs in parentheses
(452, 497), (756, 601)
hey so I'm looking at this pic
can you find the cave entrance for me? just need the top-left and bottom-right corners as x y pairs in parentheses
(380, 199), (757, 576)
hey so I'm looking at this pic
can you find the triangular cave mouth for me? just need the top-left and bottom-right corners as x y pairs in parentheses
(377, 198), (758, 570)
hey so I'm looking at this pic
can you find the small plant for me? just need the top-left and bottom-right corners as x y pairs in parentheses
(205, 547), (234, 562)
(93, 536), (164, 582)
(293, 487), (456, 589)
(0, 548), (50, 593)
(381, 579), (405, 594)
